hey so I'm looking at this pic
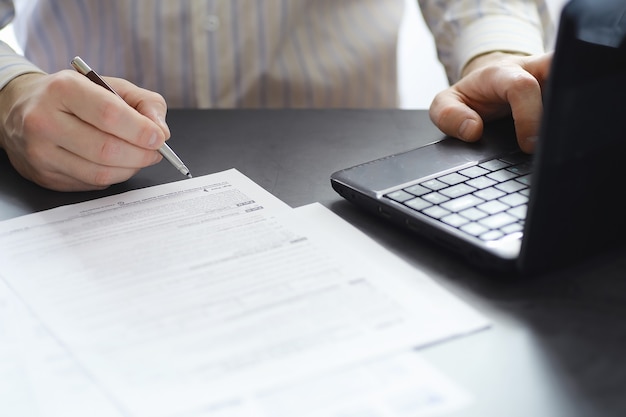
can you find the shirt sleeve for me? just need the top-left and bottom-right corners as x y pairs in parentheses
(0, 0), (14, 28)
(418, 0), (555, 84)
(0, 1), (44, 91)
(0, 41), (45, 90)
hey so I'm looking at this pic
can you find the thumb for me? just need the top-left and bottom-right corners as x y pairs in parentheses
(429, 90), (485, 142)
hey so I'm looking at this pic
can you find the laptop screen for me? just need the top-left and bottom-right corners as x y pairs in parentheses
(520, 0), (626, 273)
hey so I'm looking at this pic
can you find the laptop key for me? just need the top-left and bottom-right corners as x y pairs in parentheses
(487, 169), (519, 182)
(439, 183), (476, 198)
(507, 205), (528, 220)
(438, 172), (469, 185)
(479, 159), (510, 171)
(422, 192), (450, 205)
(459, 207), (488, 221)
(479, 212), (517, 229)
(465, 176), (497, 190)
(460, 222), (489, 236)
(387, 190), (414, 202)
(421, 178), (448, 190)
(422, 206), (451, 219)
(507, 162), (532, 176)
(516, 174), (532, 186)
(501, 223), (524, 235)
(404, 197), (432, 211)
(478, 200), (509, 214)
(480, 230), (504, 241)
(499, 192), (528, 207)
(441, 194), (484, 212)
(441, 213), (470, 228)
(474, 187), (506, 201)
(459, 165), (490, 178)
(404, 184), (430, 196)
(495, 179), (526, 194)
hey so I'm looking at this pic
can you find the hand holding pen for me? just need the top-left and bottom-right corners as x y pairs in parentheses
(0, 55), (189, 191)
(71, 56), (191, 178)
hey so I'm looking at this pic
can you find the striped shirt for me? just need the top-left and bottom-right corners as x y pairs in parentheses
(0, 0), (552, 109)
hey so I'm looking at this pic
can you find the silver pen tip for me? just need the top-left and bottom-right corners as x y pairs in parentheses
(186, 172), (193, 179)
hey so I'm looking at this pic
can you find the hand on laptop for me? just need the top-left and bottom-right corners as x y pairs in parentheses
(0, 71), (169, 191)
(429, 52), (553, 154)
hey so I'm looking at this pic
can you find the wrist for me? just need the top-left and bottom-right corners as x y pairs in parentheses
(0, 72), (45, 150)
(461, 51), (528, 78)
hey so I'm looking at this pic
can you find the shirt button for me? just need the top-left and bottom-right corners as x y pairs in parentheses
(203, 15), (220, 31)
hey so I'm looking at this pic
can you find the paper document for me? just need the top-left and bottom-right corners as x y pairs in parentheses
(0, 280), (472, 417)
(0, 169), (487, 417)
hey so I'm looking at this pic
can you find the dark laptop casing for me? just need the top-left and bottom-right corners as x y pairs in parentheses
(330, 0), (626, 275)
(519, 0), (626, 274)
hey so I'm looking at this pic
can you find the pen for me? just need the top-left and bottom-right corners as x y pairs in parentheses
(70, 56), (192, 178)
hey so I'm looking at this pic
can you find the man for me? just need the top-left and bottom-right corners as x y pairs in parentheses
(0, 0), (553, 191)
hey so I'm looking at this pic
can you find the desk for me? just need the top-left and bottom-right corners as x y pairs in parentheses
(1, 109), (625, 417)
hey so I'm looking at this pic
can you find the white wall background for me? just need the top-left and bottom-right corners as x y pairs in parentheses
(0, 0), (568, 109)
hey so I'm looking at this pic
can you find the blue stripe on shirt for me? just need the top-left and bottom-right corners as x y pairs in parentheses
(130, 1), (144, 86)
(231, 0), (242, 107)
(207, 0), (219, 107)
(0, 2), (14, 28)
(155, 0), (165, 100)
(179, 5), (192, 107)
(49, 1), (75, 68)
(256, 0), (267, 108)
(279, 0), (290, 107)
(30, 9), (54, 70)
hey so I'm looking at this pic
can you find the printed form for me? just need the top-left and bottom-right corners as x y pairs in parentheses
(0, 169), (488, 417)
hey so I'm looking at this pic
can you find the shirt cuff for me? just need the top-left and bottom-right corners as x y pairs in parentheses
(0, 42), (45, 90)
(453, 15), (546, 82)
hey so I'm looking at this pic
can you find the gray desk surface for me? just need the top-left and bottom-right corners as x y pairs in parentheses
(1, 109), (625, 417)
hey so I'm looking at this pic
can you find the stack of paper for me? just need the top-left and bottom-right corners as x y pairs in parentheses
(0, 169), (489, 417)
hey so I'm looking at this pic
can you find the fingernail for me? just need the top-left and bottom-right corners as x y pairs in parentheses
(459, 119), (478, 140)
(157, 115), (170, 135)
(148, 132), (158, 148)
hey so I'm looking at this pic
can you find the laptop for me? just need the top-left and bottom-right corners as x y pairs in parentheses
(330, 0), (626, 275)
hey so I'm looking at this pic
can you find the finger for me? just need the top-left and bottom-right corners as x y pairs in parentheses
(59, 71), (166, 150)
(521, 52), (553, 90)
(107, 77), (171, 139)
(429, 89), (485, 142)
(53, 110), (163, 169)
(505, 53), (552, 152)
(33, 144), (144, 190)
(15, 110), (161, 190)
(503, 70), (544, 153)
(13, 142), (136, 191)
(25, 141), (160, 191)
(29, 168), (109, 192)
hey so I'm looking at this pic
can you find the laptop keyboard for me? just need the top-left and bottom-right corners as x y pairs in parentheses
(384, 152), (532, 242)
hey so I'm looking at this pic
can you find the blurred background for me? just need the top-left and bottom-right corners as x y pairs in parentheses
(0, 0), (568, 109)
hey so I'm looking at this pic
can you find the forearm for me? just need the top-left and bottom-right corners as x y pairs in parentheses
(0, 43), (45, 153)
